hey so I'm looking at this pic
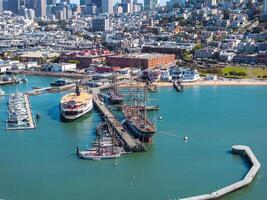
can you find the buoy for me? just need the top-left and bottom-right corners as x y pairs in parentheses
(114, 162), (118, 166)
(158, 116), (163, 120)
(130, 182), (134, 186)
(184, 136), (189, 140)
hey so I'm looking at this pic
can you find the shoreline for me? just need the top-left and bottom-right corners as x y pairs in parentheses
(156, 80), (267, 87)
(120, 80), (267, 88)
(11, 70), (267, 87)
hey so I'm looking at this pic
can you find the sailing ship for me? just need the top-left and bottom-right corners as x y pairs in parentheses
(60, 85), (93, 120)
(78, 121), (122, 160)
(122, 79), (156, 143)
(107, 72), (123, 104)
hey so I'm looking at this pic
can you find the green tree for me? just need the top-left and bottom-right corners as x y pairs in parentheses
(237, 72), (247, 77)
(192, 43), (204, 52)
(68, 60), (80, 65)
(229, 71), (237, 76)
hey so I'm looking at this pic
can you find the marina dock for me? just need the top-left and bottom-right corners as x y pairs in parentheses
(181, 145), (261, 200)
(93, 94), (146, 152)
(6, 93), (36, 130)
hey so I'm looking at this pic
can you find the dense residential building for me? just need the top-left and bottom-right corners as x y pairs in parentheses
(91, 0), (102, 13)
(92, 17), (110, 31)
(24, 8), (35, 20)
(47, 0), (56, 5)
(144, 0), (158, 10)
(233, 52), (267, 64)
(206, 0), (217, 7)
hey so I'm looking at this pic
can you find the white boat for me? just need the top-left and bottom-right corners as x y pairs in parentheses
(79, 150), (121, 160)
(0, 88), (4, 96)
(182, 69), (200, 82)
(60, 86), (93, 120)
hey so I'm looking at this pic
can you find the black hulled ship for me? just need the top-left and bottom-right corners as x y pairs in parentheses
(122, 79), (156, 143)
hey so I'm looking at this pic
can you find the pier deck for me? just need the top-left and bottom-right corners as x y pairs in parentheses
(93, 94), (146, 152)
(180, 145), (261, 200)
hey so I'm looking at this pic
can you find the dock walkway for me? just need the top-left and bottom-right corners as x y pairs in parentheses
(180, 145), (261, 200)
(93, 94), (146, 152)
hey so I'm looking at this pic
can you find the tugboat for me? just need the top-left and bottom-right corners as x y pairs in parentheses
(173, 79), (184, 92)
(60, 85), (93, 120)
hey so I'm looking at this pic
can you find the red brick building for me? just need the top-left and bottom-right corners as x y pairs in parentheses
(60, 49), (114, 68)
(107, 53), (176, 69)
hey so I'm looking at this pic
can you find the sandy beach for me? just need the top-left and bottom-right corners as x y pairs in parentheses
(119, 79), (267, 88)
(177, 80), (267, 87)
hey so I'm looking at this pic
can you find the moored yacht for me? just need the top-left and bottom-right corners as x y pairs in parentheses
(51, 78), (72, 86)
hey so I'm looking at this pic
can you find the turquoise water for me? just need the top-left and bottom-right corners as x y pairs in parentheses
(0, 76), (267, 200)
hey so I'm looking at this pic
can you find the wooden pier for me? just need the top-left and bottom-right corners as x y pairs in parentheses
(93, 94), (146, 152)
(180, 145), (261, 200)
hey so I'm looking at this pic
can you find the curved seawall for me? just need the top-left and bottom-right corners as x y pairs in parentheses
(181, 145), (261, 200)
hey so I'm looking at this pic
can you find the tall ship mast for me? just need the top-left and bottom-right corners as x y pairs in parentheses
(122, 72), (156, 143)
(60, 85), (93, 121)
(108, 72), (123, 104)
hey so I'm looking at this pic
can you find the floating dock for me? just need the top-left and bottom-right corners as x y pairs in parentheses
(6, 94), (36, 130)
(27, 83), (76, 96)
(180, 145), (261, 200)
(93, 94), (146, 152)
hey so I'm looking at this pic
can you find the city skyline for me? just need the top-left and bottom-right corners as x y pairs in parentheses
(73, 0), (166, 5)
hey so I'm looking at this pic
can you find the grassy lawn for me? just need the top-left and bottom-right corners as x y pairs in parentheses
(221, 66), (267, 79)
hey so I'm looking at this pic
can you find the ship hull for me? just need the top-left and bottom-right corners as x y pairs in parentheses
(60, 100), (93, 121)
(173, 82), (183, 92)
(109, 97), (123, 105)
(79, 151), (121, 160)
(124, 119), (155, 143)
